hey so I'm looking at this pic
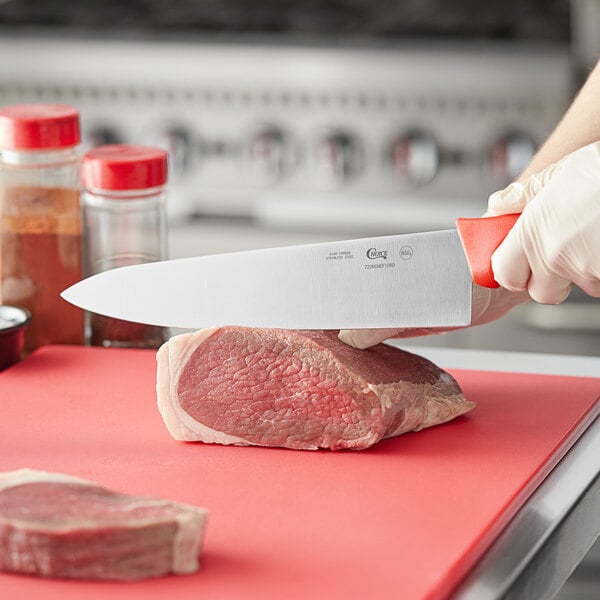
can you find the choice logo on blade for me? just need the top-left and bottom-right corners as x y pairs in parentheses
(366, 248), (389, 260)
(364, 246), (396, 270)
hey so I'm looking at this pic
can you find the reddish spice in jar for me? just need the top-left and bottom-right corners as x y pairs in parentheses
(0, 104), (84, 353)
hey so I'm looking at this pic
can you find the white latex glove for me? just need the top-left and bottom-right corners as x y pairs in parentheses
(486, 140), (600, 303)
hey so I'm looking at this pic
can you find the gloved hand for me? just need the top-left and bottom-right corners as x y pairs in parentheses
(486, 140), (600, 303)
(340, 140), (600, 349)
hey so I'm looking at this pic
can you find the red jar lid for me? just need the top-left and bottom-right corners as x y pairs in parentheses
(0, 103), (80, 149)
(81, 145), (169, 191)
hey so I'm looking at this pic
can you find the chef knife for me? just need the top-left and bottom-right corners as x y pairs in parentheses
(61, 213), (519, 330)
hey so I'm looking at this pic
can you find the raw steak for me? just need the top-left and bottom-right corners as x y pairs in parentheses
(157, 327), (474, 451)
(0, 469), (208, 581)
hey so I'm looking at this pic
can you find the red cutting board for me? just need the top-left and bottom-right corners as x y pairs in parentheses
(0, 345), (599, 600)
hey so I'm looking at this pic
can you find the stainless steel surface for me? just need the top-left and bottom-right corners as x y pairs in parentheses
(402, 345), (600, 377)
(0, 35), (573, 232)
(63, 229), (472, 330)
(517, 301), (600, 333)
(556, 540), (600, 600)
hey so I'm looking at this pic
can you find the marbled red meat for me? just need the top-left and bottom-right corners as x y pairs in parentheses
(0, 469), (208, 580)
(157, 327), (474, 451)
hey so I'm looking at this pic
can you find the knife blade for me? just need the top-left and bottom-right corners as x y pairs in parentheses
(61, 214), (519, 330)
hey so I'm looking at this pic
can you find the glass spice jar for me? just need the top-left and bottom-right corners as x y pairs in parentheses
(0, 103), (84, 353)
(80, 144), (168, 348)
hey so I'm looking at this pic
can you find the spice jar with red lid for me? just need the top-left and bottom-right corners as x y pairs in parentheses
(0, 103), (84, 353)
(81, 144), (168, 348)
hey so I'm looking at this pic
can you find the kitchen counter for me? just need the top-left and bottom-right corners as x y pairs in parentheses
(0, 344), (599, 600)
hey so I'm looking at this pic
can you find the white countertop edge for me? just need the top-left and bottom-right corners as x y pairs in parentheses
(393, 344), (600, 378)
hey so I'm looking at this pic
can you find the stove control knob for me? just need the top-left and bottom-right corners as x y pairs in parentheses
(142, 126), (190, 182)
(313, 131), (363, 188)
(83, 126), (121, 150)
(390, 132), (439, 185)
(246, 127), (294, 185)
(489, 133), (536, 182)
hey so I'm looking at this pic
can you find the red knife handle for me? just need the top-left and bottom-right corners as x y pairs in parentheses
(455, 213), (520, 288)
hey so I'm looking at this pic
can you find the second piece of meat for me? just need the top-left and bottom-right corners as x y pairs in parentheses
(0, 469), (208, 581)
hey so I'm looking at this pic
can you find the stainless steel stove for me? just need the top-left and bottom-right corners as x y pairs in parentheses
(0, 35), (573, 233)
